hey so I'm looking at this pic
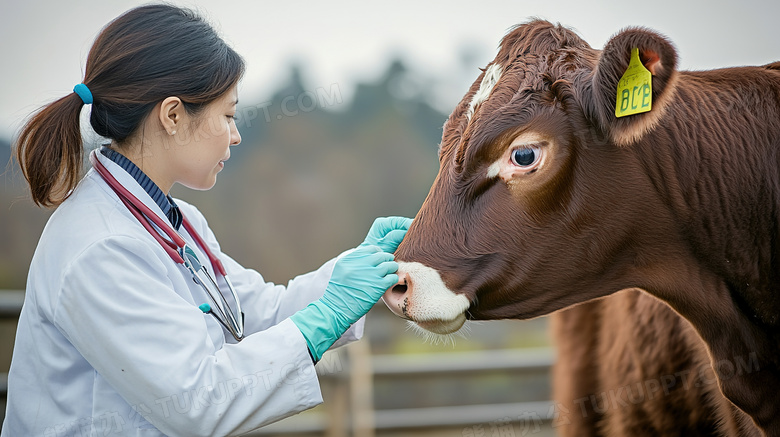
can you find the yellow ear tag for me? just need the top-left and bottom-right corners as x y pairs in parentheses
(615, 47), (652, 118)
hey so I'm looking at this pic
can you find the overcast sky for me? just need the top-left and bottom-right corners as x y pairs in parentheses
(1, 0), (778, 140)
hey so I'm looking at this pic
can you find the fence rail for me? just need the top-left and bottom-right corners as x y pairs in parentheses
(371, 347), (555, 431)
(372, 347), (554, 376)
(253, 346), (555, 435)
(0, 290), (555, 435)
(0, 290), (24, 319)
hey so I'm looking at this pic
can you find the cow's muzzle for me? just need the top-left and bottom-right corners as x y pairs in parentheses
(382, 262), (471, 334)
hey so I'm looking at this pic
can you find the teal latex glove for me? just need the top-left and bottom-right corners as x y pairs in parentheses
(291, 245), (399, 361)
(360, 216), (413, 253)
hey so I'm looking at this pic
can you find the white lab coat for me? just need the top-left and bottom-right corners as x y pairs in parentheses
(1, 151), (363, 437)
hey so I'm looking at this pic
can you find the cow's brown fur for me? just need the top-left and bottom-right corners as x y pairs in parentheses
(553, 292), (759, 436)
(394, 20), (780, 435)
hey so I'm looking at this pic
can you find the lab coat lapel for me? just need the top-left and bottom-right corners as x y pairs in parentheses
(91, 150), (172, 232)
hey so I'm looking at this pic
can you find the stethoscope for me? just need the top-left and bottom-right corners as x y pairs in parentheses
(89, 150), (245, 341)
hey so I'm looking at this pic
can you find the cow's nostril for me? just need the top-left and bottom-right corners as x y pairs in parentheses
(391, 272), (411, 297)
(392, 283), (408, 294)
(382, 270), (413, 319)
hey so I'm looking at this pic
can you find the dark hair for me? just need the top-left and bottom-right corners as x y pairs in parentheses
(15, 4), (245, 207)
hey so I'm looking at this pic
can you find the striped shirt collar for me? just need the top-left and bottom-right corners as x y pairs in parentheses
(99, 146), (183, 230)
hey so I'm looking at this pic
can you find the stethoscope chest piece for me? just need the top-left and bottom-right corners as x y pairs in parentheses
(181, 244), (245, 341)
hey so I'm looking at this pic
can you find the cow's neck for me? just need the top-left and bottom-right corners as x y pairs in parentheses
(632, 69), (780, 324)
(628, 68), (780, 434)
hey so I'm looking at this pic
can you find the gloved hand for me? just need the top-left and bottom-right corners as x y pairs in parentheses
(291, 245), (399, 361)
(360, 216), (413, 253)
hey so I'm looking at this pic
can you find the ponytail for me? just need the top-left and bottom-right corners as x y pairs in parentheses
(15, 92), (86, 207)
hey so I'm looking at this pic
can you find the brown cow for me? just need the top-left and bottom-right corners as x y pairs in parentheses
(382, 20), (780, 436)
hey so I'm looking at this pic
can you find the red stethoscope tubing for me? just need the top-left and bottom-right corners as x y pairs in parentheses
(89, 150), (244, 341)
(89, 151), (225, 275)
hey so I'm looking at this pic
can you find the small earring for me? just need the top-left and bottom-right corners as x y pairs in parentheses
(170, 130), (177, 135)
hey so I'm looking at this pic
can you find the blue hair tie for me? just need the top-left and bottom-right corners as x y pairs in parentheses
(73, 83), (93, 105)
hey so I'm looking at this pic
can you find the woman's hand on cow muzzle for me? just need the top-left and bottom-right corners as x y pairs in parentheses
(290, 245), (399, 361)
(360, 216), (413, 253)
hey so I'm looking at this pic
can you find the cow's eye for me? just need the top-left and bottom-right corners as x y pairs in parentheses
(510, 146), (540, 168)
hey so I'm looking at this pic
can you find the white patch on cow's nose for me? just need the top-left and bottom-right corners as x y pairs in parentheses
(465, 62), (502, 122)
(394, 261), (471, 334)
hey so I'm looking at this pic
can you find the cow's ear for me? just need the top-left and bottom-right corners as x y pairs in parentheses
(590, 27), (678, 146)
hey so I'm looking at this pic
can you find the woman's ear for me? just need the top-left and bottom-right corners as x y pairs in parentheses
(590, 26), (679, 146)
(158, 96), (184, 136)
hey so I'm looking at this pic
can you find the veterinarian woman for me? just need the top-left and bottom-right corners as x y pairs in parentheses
(2, 4), (411, 436)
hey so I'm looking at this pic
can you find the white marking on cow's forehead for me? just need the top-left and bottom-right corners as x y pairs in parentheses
(487, 162), (501, 179)
(465, 62), (502, 122)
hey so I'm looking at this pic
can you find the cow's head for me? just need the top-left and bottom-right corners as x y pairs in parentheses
(383, 20), (680, 334)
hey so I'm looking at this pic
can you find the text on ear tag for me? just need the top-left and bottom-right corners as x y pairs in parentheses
(615, 47), (653, 118)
